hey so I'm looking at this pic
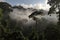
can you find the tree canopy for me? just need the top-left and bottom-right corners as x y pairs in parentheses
(48, 0), (60, 24)
(0, 2), (12, 12)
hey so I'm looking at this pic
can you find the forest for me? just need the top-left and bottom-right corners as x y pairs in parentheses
(0, 0), (60, 40)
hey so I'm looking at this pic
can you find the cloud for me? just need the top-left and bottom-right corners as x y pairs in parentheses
(20, 3), (50, 10)
(17, 0), (50, 10)
(45, 0), (48, 4)
(33, 3), (50, 10)
(0, 0), (5, 2)
(20, 4), (33, 8)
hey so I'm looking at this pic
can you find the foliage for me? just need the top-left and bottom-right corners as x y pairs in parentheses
(0, 2), (60, 40)
(0, 8), (3, 19)
(48, 0), (60, 24)
(0, 2), (12, 11)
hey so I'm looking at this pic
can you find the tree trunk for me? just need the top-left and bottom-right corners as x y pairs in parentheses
(58, 10), (60, 25)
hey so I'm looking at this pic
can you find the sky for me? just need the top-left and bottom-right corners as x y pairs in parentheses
(0, 0), (50, 10)
(5, 0), (45, 5)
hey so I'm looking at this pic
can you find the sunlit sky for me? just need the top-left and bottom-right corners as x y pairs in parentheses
(5, 0), (45, 5)
(0, 0), (46, 5)
(0, 0), (50, 10)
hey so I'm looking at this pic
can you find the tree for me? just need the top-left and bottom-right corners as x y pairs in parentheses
(29, 10), (43, 27)
(0, 8), (3, 20)
(0, 2), (13, 27)
(0, 2), (12, 12)
(29, 10), (43, 18)
(48, 0), (60, 25)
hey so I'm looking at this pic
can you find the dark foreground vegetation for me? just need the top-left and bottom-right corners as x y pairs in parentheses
(0, 0), (60, 40)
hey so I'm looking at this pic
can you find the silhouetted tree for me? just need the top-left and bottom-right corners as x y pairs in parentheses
(28, 10), (44, 40)
(29, 10), (43, 27)
(0, 2), (12, 12)
(48, 0), (60, 25)
(29, 10), (43, 18)
(0, 2), (13, 27)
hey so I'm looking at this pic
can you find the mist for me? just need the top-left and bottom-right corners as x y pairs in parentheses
(0, 0), (60, 40)
(8, 5), (58, 31)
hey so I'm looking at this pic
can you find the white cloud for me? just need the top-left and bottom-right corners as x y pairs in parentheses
(0, 0), (5, 2)
(45, 0), (48, 4)
(33, 3), (50, 10)
(16, 0), (50, 10)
